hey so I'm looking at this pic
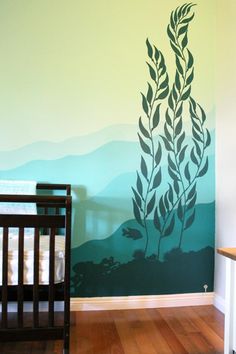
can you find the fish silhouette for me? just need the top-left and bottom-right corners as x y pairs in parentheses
(122, 228), (143, 240)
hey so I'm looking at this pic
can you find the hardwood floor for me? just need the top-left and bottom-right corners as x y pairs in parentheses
(0, 305), (224, 354)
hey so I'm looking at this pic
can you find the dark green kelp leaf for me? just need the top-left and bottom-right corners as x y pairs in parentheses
(176, 56), (184, 76)
(147, 62), (156, 82)
(181, 12), (195, 24)
(186, 68), (194, 85)
(184, 209), (195, 230)
(159, 74), (169, 90)
(168, 93), (174, 110)
(164, 122), (172, 141)
(176, 102), (183, 117)
(152, 103), (161, 130)
(164, 191), (170, 212)
(178, 24), (188, 37)
(168, 166), (179, 181)
(175, 71), (181, 91)
(187, 182), (196, 201)
(181, 3), (190, 16)
(152, 168), (162, 189)
(161, 135), (173, 151)
(154, 46), (159, 62)
(190, 96), (197, 111)
(190, 147), (199, 166)
(187, 49), (194, 69)
(174, 179), (180, 196)
(176, 131), (185, 153)
(170, 11), (176, 31)
(159, 66), (166, 78)
(159, 196), (166, 218)
(167, 24), (176, 43)
(173, 84), (178, 102)
(178, 144), (188, 163)
(154, 207), (161, 231)
(168, 183), (174, 205)
(139, 117), (150, 139)
(192, 126), (203, 143)
(191, 116), (202, 134)
(198, 104), (206, 123)
(175, 117), (183, 136)
(141, 93), (149, 115)
(187, 192), (197, 210)
(136, 172), (143, 198)
(157, 86), (169, 100)
(141, 156), (148, 180)
(132, 198), (143, 226)
(146, 191), (156, 216)
(181, 33), (188, 49)
(177, 199), (183, 221)
(159, 52), (165, 69)
(184, 162), (191, 182)
(155, 142), (162, 166)
(146, 83), (153, 104)
(178, 3), (188, 18)
(132, 187), (142, 209)
(146, 38), (153, 59)
(165, 109), (173, 127)
(198, 157), (209, 177)
(174, 7), (179, 23)
(168, 154), (177, 172)
(189, 103), (198, 119)
(164, 214), (175, 237)
(193, 138), (202, 158)
(181, 85), (191, 100)
(138, 133), (151, 155)
(205, 129), (211, 148)
(170, 40), (183, 59)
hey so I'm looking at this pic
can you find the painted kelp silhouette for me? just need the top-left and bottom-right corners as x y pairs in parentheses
(131, 3), (211, 259)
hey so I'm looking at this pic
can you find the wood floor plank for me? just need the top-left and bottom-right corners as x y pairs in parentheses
(182, 306), (224, 353)
(148, 308), (189, 354)
(0, 305), (224, 354)
(111, 310), (141, 354)
(122, 309), (158, 354)
(192, 305), (224, 339)
(132, 309), (173, 354)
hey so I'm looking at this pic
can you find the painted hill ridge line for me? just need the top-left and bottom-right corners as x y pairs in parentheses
(0, 127), (215, 171)
(0, 124), (138, 170)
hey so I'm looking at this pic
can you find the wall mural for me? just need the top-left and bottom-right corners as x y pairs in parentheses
(70, 3), (214, 296)
(0, 1), (214, 297)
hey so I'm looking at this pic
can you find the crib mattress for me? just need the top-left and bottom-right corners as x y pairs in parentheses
(0, 235), (65, 285)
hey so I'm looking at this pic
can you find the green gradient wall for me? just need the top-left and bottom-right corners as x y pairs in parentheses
(0, 0), (215, 296)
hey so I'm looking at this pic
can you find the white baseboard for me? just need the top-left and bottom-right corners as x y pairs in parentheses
(70, 292), (214, 311)
(5, 292), (218, 313)
(213, 293), (225, 313)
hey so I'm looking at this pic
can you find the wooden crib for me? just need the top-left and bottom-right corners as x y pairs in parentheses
(0, 183), (72, 353)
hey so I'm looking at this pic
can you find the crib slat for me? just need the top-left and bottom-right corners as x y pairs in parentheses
(33, 228), (40, 327)
(17, 228), (24, 327)
(0, 214), (65, 228)
(48, 228), (55, 326)
(2, 227), (8, 328)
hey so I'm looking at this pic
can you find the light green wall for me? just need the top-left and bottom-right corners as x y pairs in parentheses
(0, 0), (214, 149)
(0, 1), (215, 297)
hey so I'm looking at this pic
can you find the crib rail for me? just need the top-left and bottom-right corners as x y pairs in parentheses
(0, 186), (71, 352)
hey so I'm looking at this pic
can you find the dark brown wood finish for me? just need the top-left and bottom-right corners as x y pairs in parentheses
(49, 227), (56, 327)
(2, 227), (8, 329)
(0, 306), (224, 353)
(17, 227), (24, 328)
(33, 227), (40, 328)
(0, 183), (72, 353)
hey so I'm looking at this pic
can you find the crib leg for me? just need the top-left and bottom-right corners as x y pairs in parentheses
(63, 325), (70, 354)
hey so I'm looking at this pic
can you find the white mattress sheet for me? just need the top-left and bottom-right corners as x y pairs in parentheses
(0, 235), (65, 285)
